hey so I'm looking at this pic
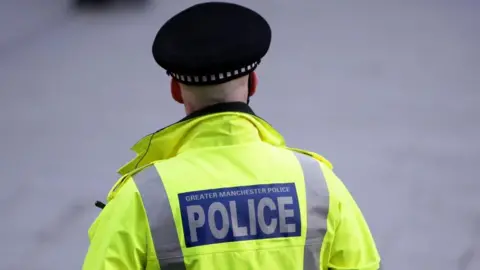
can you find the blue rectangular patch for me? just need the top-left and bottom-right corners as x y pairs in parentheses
(178, 183), (301, 248)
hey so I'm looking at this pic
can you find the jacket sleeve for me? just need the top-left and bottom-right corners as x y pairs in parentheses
(82, 178), (151, 270)
(323, 166), (382, 270)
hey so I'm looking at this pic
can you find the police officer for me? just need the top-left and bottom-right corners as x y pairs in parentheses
(83, 2), (381, 270)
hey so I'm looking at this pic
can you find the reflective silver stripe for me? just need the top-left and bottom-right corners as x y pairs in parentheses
(294, 152), (330, 270)
(133, 166), (186, 270)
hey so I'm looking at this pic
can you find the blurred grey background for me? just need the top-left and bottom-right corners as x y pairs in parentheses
(0, 0), (478, 269)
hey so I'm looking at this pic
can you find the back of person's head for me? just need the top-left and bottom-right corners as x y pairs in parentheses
(151, 2), (271, 115)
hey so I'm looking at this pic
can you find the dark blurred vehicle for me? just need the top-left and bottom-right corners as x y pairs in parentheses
(76, 0), (110, 4)
(75, 0), (148, 9)
(75, 0), (112, 7)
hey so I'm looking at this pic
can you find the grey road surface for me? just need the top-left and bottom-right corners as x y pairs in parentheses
(0, 0), (479, 269)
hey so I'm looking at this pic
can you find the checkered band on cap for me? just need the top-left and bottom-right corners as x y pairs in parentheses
(168, 61), (260, 85)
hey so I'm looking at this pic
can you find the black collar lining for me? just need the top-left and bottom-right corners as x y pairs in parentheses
(180, 102), (256, 122)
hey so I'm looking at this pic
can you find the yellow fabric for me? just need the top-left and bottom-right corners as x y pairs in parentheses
(157, 141), (309, 269)
(83, 178), (160, 270)
(83, 112), (380, 270)
(320, 163), (381, 270)
(116, 113), (287, 176)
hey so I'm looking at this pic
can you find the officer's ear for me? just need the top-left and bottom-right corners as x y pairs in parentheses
(248, 72), (258, 97)
(170, 78), (184, 104)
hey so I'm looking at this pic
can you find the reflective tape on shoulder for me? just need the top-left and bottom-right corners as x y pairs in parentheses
(294, 152), (330, 270)
(133, 165), (186, 270)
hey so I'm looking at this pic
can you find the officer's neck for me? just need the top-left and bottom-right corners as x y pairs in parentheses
(181, 102), (255, 122)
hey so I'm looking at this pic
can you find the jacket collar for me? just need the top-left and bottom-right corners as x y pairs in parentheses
(117, 102), (283, 175)
(153, 102), (257, 134)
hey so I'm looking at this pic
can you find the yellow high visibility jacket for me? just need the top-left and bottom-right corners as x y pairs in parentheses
(83, 103), (381, 270)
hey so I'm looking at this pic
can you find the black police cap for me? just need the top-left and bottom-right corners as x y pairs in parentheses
(152, 2), (271, 85)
